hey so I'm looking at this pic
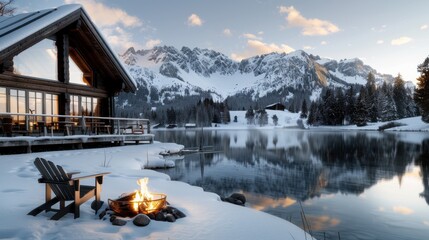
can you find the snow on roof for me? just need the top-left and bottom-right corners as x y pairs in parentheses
(0, 4), (81, 52)
(0, 4), (137, 90)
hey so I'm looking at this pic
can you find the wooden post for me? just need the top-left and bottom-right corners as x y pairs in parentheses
(45, 184), (52, 212)
(57, 32), (70, 84)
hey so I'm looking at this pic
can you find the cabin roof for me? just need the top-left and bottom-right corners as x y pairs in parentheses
(0, 4), (137, 92)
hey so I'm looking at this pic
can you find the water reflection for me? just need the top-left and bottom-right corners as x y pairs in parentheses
(417, 139), (429, 205)
(155, 129), (429, 240)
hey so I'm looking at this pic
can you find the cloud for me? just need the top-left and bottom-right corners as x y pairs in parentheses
(145, 39), (162, 49)
(231, 39), (294, 61)
(102, 27), (141, 51)
(371, 25), (387, 32)
(421, 24), (428, 30)
(391, 36), (412, 46)
(64, 0), (142, 28)
(321, 41), (328, 45)
(279, 6), (339, 36)
(223, 28), (232, 37)
(242, 33), (262, 40)
(64, 0), (143, 53)
(303, 46), (314, 50)
(377, 40), (384, 44)
(393, 206), (414, 215)
(188, 14), (203, 26)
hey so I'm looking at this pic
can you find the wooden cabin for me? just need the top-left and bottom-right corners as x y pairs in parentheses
(265, 102), (286, 111)
(0, 4), (136, 133)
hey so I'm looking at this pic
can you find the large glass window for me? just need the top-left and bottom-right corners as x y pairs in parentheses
(0, 88), (6, 113)
(71, 95), (79, 116)
(28, 92), (43, 122)
(45, 93), (58, 125)
(70, 95), (100, 117)
(13, 39), (58, 80)
(10, 89), (26, 125)
(69, 48), (92, 86)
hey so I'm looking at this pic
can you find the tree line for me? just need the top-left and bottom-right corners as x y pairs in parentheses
(306, 72), (418, 126)
(134, 98), (231, 127)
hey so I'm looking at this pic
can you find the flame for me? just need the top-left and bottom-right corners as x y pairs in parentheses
(131, 177), (155, 212)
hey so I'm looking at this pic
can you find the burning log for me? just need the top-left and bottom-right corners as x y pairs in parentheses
(108, 177), (167, 217)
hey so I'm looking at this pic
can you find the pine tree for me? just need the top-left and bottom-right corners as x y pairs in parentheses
(379, 82), (398, 121)
(245, 107), (255, 125)
(354, 88), (368, 126)
(300, 99), (308, 119)
(334, 88), (346, 125)
(272, 114), (279, 126)
(366, 72), (378, 122)
(345, 86), (356, 124)
(307, 101), (317, 125)
(415, 57), (429, 122)
(322, 88), (336, 125)
(257, 109), (268, 126)
(393, 73), (407, 119)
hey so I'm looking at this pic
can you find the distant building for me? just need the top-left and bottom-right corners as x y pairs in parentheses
(185, 123), (196, 129)
(265, 102), (286, 111)
(0, 4), (136, 127)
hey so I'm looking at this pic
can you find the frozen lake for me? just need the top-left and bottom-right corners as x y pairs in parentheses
(154, 129), (429, 240)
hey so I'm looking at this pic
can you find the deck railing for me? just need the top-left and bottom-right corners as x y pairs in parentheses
(0, 112), (150, 137)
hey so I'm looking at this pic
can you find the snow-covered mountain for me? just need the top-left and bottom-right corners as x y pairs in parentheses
(118, 46), (396, 108)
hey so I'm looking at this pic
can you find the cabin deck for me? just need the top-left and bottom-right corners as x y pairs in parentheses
(0, 134), (154, 154)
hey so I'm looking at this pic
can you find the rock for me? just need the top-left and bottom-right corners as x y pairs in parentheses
(99, 210), (106, 219)
(91, 200), (105, 211)
(155, 212), (166, 221)
(146, 213), (156, 219)
(223, 193), (246, 206)
(112, 218), (127, 226)
(163, 206), (186, 219)
(229, 193), (246, 204)
(165, 214), (176, 222)
(173, 209), (186, 219)
(110, 215), (117, 223)
(133, 214), (151, 227)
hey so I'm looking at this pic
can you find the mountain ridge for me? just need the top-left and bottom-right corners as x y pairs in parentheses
(117, 45), (405, 112)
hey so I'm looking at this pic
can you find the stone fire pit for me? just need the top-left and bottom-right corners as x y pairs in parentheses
(99, 177), (186, 227)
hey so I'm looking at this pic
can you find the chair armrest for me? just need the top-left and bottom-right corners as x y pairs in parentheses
(67, 171), (81, 178)
(38, 178), (69, 185)
(70, 172), (110, 181)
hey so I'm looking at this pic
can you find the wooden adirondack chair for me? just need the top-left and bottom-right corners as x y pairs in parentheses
(28, 158), (110, 220)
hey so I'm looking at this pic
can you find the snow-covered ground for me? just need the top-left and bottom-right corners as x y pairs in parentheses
(199, 110), (429, 132)
(0, 141), (313, 240)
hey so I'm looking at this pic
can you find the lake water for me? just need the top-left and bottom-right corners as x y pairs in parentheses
(154, 129), (429, 240)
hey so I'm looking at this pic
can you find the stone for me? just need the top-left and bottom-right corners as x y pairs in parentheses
(99, 210), (106, 219)
(172, 208), (186, 219)
(165, 214), (176, 222)
(146, 213), (156, 219)
(223, 193), (246, 206)
(91, 200), (105, 211)
(133, 214), (151, 227)
(155, 212), (166, 221)
(112, 218), (127, 226)
(229, 193), (246, 204)
(110, 215), (117, 223)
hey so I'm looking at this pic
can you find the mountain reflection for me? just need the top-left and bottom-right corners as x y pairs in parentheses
(155, 129), (423, 202)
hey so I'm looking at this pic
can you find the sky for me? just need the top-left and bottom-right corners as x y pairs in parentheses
(14, 0), (429, 83)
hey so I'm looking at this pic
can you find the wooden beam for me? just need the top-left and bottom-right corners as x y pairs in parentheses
(0, 74), (109, 98)
(0, 11), (81, 61)
(56, 33), (70, 84)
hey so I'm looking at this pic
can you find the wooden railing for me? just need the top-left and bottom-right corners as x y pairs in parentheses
(0, 112), (150, 137)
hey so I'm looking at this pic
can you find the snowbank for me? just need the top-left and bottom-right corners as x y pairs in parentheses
(0, 142), (313, 240)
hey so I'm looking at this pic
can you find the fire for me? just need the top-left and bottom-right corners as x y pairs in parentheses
(131, 177), (155, 212)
